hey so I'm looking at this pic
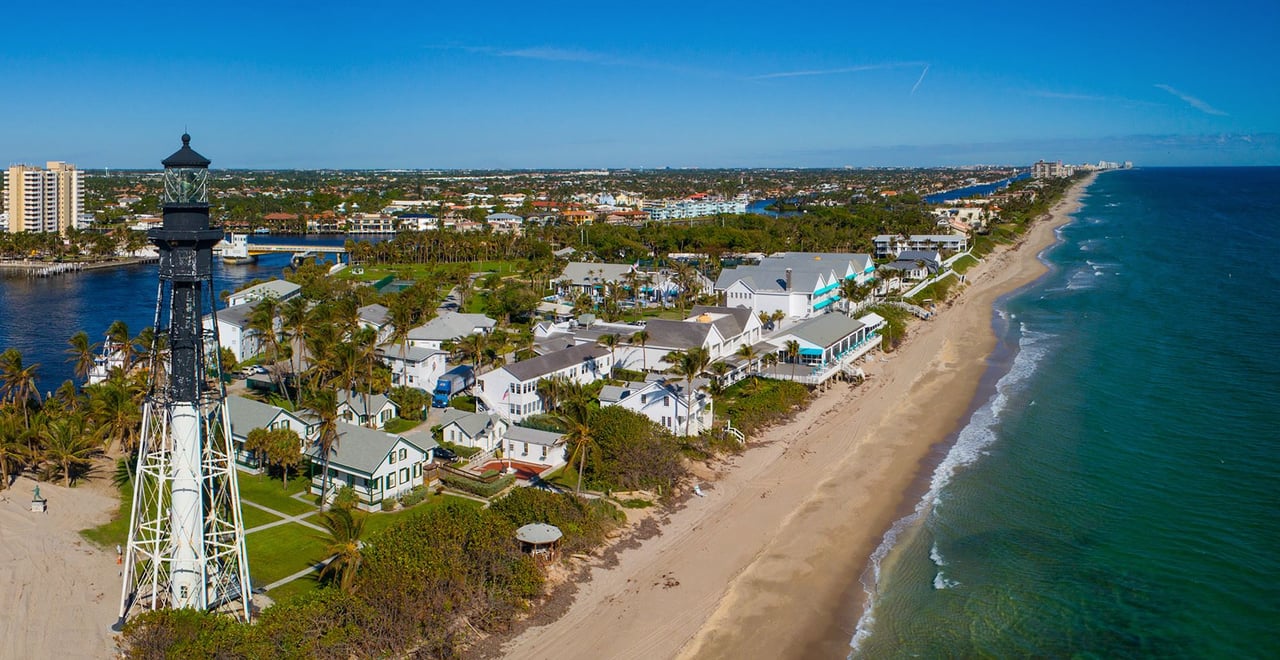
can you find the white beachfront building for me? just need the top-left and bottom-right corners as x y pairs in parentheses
(357, 303), (395, 343)
(307, 423), (437, 511)
(377, 343), (448, 391)
(202, 303), (267, 363)
(600, 376), (713, 437)
(872, 234), (968, 259)
(714, 252), (875, 323)
(761, 312), (886, 384)
(476, 343), (612, 422)
(226, 279), (302, 308)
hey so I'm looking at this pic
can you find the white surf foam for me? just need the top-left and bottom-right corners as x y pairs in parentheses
(849, 324), (1055, 654)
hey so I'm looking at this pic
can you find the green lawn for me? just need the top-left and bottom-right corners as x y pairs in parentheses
(383, 417), (421, 435)
(951, 254), (979, 274)
(246, 522), (329, 587)
(237, 473), (316, 516)
(240, 503), (284, 530)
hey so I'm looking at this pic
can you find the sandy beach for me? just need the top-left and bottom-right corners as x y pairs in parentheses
(0, 474), (121, 659)
(503, 172), (1097, 660)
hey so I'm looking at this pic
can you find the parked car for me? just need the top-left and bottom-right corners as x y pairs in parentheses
(432, 446), (458, 463)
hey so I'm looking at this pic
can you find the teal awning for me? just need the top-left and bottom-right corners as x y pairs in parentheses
(799, 348), (823, 356)
(813, 297), (836, 310)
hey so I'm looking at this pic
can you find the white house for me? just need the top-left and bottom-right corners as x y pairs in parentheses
(377, 343), (448, 391)
(600, 376), (713, 437)
(438, 408), (507, 453)
(358, 304), (395, 343)
(225, 395), (314, 471)
(715, 252), (875, 323)
(407, 312), (498, 350)
(616, 306), (762, 372)
(227, 279), (302, 308)
(202, 303), (264, 363)
(556, 262), (638, 298)
(501, 426), (567, 469)
(337, 392), (400, 429)
(873, 234), (968, 259)
(477, 343), (612, 421)
(307, 423), (437, 511)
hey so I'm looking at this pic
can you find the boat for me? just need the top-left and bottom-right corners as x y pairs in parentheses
(215, 233), (258, 264)
(253, 227), (271, 234)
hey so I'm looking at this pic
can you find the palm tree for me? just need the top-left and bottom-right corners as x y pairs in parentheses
(671, 347), (711, 437)
(757, 311), (772, 330)
(317, 507), (366, 593)
(555, 396), (595, 495)
(107, 320), (135, 372)
(307, 389), (341, 507)
(40, 415), (102, 487)
(597, 333), (619, 370)
(630, 330), (650, 372)
(249, 297), (283, 391)
(0, 348), (41, 426)
(461, 332), (487, 371)
(785, 340), (801, 381)
(0, 411), (33, 491)
(88, 379), (143, 454)
(536, 376), (564, 414)
(736, 342), (760, 389)
(770, 310), (786, 330)
(65, 331), (99, 383)
(280, 295), (310, 403)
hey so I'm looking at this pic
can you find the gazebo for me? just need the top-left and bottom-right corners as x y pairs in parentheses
(515, 523), (563, 561)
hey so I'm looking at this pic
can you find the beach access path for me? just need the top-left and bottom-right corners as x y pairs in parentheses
(500, 173), (1098, 660)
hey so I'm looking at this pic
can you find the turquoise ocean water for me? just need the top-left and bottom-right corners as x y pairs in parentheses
(852, 168), (1280, 658)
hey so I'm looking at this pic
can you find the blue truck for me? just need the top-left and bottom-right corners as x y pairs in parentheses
(432, 365), (476, 408)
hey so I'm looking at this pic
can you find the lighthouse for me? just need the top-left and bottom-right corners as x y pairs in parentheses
(118, 135), (251, 624)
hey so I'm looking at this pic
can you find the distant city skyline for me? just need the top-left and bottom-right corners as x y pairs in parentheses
(3, 1), (1277, 168)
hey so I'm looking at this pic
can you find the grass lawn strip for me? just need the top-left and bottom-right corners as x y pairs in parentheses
(245, 522), (329, 588)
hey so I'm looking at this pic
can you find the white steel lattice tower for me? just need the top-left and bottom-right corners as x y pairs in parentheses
(118, 135), (251, 625)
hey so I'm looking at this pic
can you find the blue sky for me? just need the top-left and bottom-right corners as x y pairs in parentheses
(3, 0), (1277, 168)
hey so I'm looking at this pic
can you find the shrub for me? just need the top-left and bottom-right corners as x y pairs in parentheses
(490, 487), (624, 553)
(721, 378), (810, 438)
(579, 407), (687, 493)
(440, 472), (516, 498)
(398, 486), (430, 508)
(332, 486), (359, 512)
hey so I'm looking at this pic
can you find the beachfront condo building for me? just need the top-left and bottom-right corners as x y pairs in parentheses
(3, 161), (85, 234)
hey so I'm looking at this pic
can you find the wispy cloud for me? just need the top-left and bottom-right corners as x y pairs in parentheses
(1032, 90), (1108, 101)
(910, 64), (930, 95)
(749, 62), (924, 80)
(1154, 84), (1228, 116)
(496, 47), (609, 63)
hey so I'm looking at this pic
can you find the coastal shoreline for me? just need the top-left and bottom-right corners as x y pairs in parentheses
(500, 172), (1098, 660)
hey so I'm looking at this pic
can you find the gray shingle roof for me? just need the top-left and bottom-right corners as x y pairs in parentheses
(503, 343), (609, 382)
(440, 409), (498, 438)
(339, 392), (397, 417)
(306, 423), (436, 476)
(358, 303), (390, 327)
(506, 425), (565, 447)
(209, 302), (256, 329)
(377, 343), (445, 363)
(714, 252), (871, 293)
(226, 395), (292, 439)
(409, 312), (497, 342)
(641, 319), (711, 350)
(689, 305), (754, 339)
(782, 313), (866, 349)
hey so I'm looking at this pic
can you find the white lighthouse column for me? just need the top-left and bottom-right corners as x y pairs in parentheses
(169, 403), (205, 609)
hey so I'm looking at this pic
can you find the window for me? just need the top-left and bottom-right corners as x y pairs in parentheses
(509, 442), (515, 453)
(540, 445), (548, 460)
(389, 452), (396, 465)
(413, 463), (421, 478)
(401, 467), (409, 483)
(398, 448), (407, 461)
(372, 477), (380, 491)
(386, 472), (396, 488)
(663, 397), (670, 407)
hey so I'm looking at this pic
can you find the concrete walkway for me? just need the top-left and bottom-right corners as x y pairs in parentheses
(242, 499), (325, 534)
